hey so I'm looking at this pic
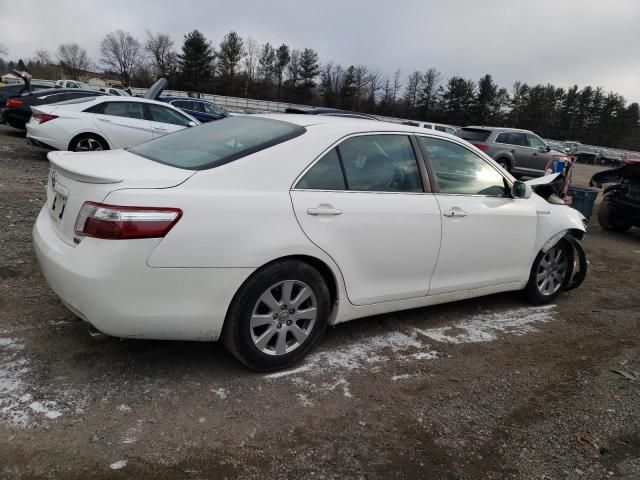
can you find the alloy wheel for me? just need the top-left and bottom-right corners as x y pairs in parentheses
(76, 138), (103, 151)
(250, 280), (317, 356)
(536, 245), (569, 296)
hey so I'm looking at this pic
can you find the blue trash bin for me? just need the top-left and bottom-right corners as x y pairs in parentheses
(567, 187), (598, 220)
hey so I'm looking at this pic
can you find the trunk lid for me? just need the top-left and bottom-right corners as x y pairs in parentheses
(46, 149), (194, 245)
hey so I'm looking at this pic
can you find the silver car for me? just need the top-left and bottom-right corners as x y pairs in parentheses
(456, 126), (556, 177)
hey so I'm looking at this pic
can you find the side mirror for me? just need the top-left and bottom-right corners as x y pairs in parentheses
(188, 121), (197, 127)
(512, 180), (532, 199)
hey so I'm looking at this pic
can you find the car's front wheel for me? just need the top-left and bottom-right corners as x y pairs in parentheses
(597, 195), (632, 232)
(525, 239), (573, 305)
(222, 260), (330, 371)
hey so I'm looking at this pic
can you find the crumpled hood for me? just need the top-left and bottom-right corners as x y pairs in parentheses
(590, 164), (640, 188)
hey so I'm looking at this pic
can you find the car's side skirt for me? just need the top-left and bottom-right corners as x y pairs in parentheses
(331, 281), (527, 325)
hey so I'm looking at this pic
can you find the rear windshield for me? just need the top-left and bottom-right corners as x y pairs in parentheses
(129, 116), (306, 170)
(456, 128), (491, 142)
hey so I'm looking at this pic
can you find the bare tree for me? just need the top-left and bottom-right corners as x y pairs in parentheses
(242, 37), (259, 96)
(352, 65), (369, 110)
(100, 30), (143, 85)
(391, 69), (402, 109)
(286, 49), (301, 87)
(57, 43), (91, 80)
(403, 70), (422, 116)
(145, 31), (177, 79)
(366, 70), (382, 110)
(0, 43), (7, 56)
(34, 49), (51, 65)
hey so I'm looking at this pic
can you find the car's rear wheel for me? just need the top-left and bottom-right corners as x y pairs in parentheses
(525, 239), (573, 305)
(597, 195), (632, 232)
(496, 158), (511, 172)
(69, 134), (109, 152)
(222, 260), (330, 371)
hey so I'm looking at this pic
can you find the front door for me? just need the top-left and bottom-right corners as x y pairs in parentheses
(145, 104), (192, 138)
(527, 133), (553, 174)
(93, 101), (152, 149)
(291, 134), (442, 306)
(417, 135), (537, 295)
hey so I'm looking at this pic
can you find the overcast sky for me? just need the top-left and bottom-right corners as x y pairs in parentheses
(1, 0), (639, 102)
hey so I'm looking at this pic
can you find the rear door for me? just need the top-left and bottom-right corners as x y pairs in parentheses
(146, 104), (192, 137)
(417, 135), (536, 294)
(93, 101), (153, 148)
(291, 133), (442, 305)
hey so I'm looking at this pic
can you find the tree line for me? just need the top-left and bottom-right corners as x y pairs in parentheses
(1, 32), (638, 150)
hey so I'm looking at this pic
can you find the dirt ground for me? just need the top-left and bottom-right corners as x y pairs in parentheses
(0, 123), (639, 480)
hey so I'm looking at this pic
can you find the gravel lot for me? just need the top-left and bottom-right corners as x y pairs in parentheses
(0, 124), (639, 479)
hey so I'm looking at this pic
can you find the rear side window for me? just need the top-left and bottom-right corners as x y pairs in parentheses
(102, 102), (145, 119)
(171, 100), (196, 110)
(296, 149), (346, 190)
(339, 135), (422, 192)
(456, 128), (491, 142)
(435, 125), (446, 132)
(130, 116), (306, 170)
(496, 132), (528, 147)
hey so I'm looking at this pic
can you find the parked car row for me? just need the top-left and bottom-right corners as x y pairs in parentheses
(1, 77), (230, 151)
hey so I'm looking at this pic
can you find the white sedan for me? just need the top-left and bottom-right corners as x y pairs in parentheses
(33, 115), (587, 371)
(26, 95), (199, 152)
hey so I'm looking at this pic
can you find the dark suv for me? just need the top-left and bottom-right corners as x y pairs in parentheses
(457, 126), (557, 177)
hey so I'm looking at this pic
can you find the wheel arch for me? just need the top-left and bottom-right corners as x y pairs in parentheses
(222, 254), (342, 330)
(67, 131), (111, 151)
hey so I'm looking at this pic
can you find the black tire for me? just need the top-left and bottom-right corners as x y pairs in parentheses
(525, 238), (574, 305)
(222, 260), (330, 371)
(496, 158), (511, 172)
(69, 133), (109, 152)
(597, 196), (632, 232)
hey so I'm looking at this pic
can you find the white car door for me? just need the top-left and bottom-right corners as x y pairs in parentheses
(92, 101), (153, 148)
(146, 104), (192, 138)
(291, 134), (442, 306)
(416, 135), (537, 295)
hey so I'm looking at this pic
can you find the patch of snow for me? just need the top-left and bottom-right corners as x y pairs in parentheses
(211, 388), (228, 400)
(29, 401), (62, 419)
(117, 404), (131, 412)
(110, 460), (127, 470)
(391, 374), (412, 381)
(415, 305), (556, 344)
(296, 393), (314, 407)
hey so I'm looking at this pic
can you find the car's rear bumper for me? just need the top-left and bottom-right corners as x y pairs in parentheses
(33, 207), (254, 341)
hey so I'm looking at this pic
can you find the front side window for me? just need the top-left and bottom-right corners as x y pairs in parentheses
(419, 136), (506, 196)
(296, 148), (346, 190)
(203, 102), (225, 115)
(102, 101), (145, 119)
(339, 135), (422, 192)
(527, 134), (547, 150)
(147, 104), (192, 126)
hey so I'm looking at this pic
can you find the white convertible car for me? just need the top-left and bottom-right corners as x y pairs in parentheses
(33, 115), (587, 370)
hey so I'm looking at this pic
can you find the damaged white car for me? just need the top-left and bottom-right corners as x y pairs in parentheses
(33, 115), (587, 371)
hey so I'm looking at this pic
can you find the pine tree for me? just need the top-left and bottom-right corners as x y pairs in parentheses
(178, 30), (214, 91)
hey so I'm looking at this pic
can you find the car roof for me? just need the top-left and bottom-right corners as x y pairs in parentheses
(86, 95), (179, 107)
(161, 96), (213, 102)
(255, 113), (460, 138)
(462, 125), (533, 134)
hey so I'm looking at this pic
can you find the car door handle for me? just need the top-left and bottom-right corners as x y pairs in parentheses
(443, 209), (467, 218)
(307, 206), (343, 216)
(153, 126), (168, 132)
(97, 118), (112, 123)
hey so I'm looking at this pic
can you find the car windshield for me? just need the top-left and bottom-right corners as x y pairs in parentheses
(129, 116), (306, 170)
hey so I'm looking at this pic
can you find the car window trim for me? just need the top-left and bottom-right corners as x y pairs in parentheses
(415, 134), (514, 198)
(291, 131), (431, 194)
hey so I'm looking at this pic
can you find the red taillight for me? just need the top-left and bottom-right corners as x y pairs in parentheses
(74, 202), (182, 240)
(6, 99), (22, 108)
(472, 143), (490, 152)
(33, 113), (58, 124)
